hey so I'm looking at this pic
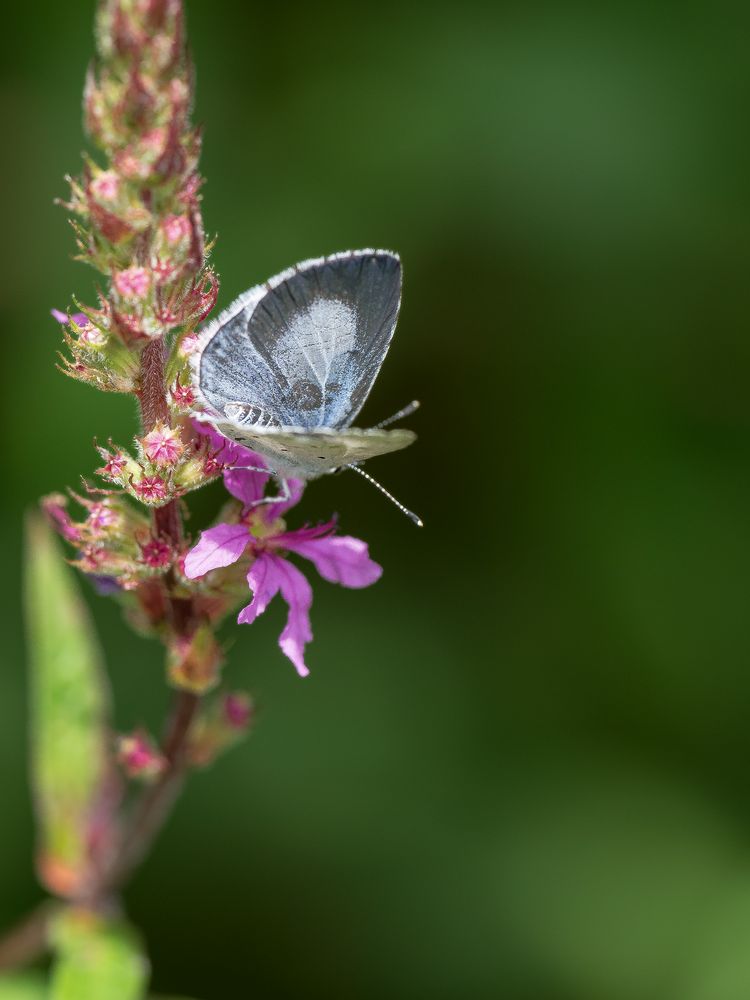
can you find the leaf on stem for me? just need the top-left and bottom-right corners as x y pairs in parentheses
(49, 909), (148, 1000)
(24, 513), (118, 899)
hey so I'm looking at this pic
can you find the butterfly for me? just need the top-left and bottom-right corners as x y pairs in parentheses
(191, 249), (419, 519)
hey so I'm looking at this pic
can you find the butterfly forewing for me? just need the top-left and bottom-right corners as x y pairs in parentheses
(195, 250), (402, 431)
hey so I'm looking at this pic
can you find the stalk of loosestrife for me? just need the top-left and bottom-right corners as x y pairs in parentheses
(0, 1), (386, 994)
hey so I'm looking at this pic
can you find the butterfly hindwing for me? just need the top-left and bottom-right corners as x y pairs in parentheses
(211, 424), (416, 480)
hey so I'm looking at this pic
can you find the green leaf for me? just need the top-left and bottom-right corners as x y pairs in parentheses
(24, 513), (114, 898)
(49, 910), (148, 1000)
(0, 973), (47, 999)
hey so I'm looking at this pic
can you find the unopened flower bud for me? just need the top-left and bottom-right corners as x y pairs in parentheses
(115, 149), (151, 180)
(178, 332), (198, 356)
(84, 66), (106, 145)
(89, 201), (134, 245)
(153, 258), (176, 285)
(178, 172), (202, 207)
(162, 213), (191, 245)
(172, 449), (220, 493)
(117, 730), (165, 780)
(41, 493), (81, 543)
(223, 692), (253, 730)
(168, 624), (223, 694)
(187, 690), (254, 767)
(89, 170), (120, 202)
(111, 308), (148, 345)
(72, 316), (107, 347)
(202, 452), (224, 478)
(114, 266), (151, 300)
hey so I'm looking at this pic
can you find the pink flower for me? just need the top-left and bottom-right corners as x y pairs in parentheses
(134, 474), (168, 503)
(162, 213), (191, 244)
(183, 422), (382, 676)
(86, 502), (118, 534)
(141, 126), (167, 153)
(140, 536), (173, 568)
(117, 730), (165, 780)
(223, 692), (253, 730)
(90, 170), (120, 201)
(116, 150), (149, 180)
(114, 266), (151, 300)
(99, 450), (128, 480)
(170, 379), (196, 409)
(178, 332), (199, 356)
(142, 422), (183, 466)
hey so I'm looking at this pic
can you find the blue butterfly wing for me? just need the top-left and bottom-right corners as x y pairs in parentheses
(195, 249), (402, 430)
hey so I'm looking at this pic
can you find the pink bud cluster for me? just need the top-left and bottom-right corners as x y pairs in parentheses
(117, 730), (166, 780)
(44, 0), (269, 804)
(41, 490), (179, 589)
(94, 421), (224, 508)
(58, 0), (217, 399)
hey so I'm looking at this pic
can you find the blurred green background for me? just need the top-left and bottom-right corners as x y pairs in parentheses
(2, 1), (750, 997)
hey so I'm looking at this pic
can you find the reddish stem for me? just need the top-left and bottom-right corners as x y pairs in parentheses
(103, 690), (199, 891)
(101, 336), (201, 887)
(138, 337), (170, 431)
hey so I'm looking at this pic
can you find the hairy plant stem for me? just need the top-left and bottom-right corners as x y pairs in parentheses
(107, 335), (202, 886)
(93, 337), (202, 896)
(138, 338), (170, 431)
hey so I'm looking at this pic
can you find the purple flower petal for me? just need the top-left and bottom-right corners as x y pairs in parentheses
(184, 522), (249, 578)
(275, 520), (336, 547)
(51, 308), (88, 326)
(238, 553), (313, 677)
(275, 558), (313, 677)
(224, 466), (270, 507)
(284, 534), (382, 588)
(192, 419), (265, 472)
(238, 552), (282, 625)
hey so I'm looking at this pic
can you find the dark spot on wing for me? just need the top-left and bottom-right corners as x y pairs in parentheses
(288, 379), (323, 412)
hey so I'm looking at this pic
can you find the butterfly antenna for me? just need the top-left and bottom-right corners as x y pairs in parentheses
(375, 400), (421, 429)
(347, 464), (423, 527)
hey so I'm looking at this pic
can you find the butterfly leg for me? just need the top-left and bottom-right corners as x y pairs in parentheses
(230, 469), (292, 511)
(258, 477), (291, 508)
